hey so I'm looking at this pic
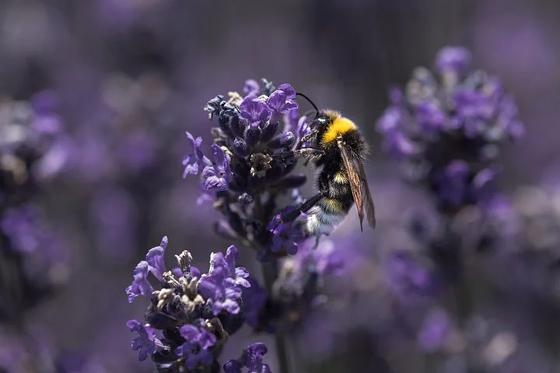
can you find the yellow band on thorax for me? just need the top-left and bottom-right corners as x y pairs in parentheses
(322, 117), (357, 144)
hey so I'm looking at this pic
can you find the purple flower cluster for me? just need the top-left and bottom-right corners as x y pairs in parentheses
(373, 47), (533, 372)
(183, 79), (310, 258)
(126, 236), (269, 372)
(377, 46), (524, 213)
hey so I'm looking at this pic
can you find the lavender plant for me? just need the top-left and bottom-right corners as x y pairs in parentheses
(376, 46), (525, 370)
(125, 46), (535, 371)
(127, 79), (350, 372)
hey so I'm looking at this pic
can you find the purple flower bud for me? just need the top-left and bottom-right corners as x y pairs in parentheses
(233, 137), (249, 157)
(260, 121), (279, 143)
(244, 126), (261, 147)
(268, 131), (295, 149)
(230, 115), (246, 138)
(204, 95), (225, 119)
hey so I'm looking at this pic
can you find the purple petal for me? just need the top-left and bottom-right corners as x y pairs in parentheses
(267, 90), (287, 111)
(204, 175), (228, 191)
(217, 298), (240, 314)
(277, 83), (296, 99)
(211, 144), (227, 169)
(125, 261), (153, 303)
(126, 319), (156, 362)
(145, 236), (168, 282)
(239, 96), (272, 124)
(225, 245), (239, 273)
(179, 325), (200, 341)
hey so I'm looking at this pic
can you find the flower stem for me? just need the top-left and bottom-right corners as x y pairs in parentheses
(261, 261), (291, 373)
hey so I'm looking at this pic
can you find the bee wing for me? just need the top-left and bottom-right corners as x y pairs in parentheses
(356, 154), (376, 229)
(337, 138), (376, 231)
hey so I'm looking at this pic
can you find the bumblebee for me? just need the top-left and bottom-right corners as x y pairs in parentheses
(279, 94), (376, 237)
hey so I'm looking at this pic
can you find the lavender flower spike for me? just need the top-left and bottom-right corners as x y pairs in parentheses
(126, 237), (254, 372)
(376, 46), (524, 212)
(189, 78), (311, 258)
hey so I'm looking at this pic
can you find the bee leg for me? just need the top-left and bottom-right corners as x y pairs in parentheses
(277, 191), (325, 224)
(296, 129), (318, 149)
(293, 148), (324, 159)
(300, 131), (316, 144)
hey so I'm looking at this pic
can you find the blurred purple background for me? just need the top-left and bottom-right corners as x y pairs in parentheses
(1, 0), (560, 372)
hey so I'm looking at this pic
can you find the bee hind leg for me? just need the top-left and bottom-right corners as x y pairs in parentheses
(277, 191), (325, 225)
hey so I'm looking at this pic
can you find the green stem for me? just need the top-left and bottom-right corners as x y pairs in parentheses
(261, 262), (291, 373)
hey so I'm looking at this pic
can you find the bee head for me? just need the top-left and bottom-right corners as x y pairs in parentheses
(310, 113), (330, 132)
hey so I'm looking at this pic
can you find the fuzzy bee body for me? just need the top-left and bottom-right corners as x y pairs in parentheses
(291, 109), (376, 237)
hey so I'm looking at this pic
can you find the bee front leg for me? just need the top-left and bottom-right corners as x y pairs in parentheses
(300, 131), (316, 144)
(293, 148), (324, 160)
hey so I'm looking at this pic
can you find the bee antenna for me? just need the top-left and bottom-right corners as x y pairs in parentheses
(296, 92), (319, 118)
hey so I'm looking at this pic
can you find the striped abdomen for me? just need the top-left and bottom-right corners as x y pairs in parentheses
(300, 170), (354, 237)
